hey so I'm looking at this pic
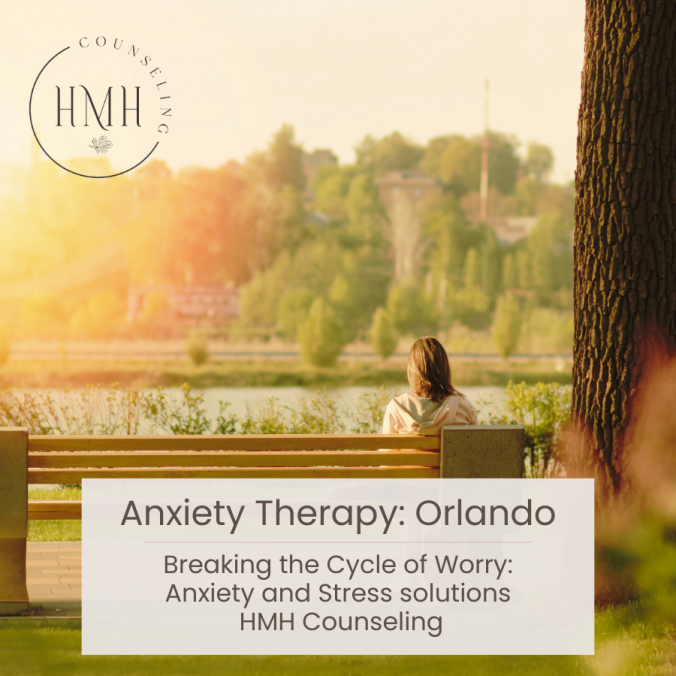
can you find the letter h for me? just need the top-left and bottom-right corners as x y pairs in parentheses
(122, 86), (141, 127)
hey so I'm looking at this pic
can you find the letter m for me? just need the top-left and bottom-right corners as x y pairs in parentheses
(258, 613), (277, 630)
(80, 86), (112, 130)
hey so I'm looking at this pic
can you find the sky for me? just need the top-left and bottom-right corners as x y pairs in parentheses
(0, 0), (585, 183)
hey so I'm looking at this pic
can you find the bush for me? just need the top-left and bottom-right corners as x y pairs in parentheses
(186, 329), (209, 366)
(297, 298), (347, 367)
(276, 286), (314, 341)
(481, 381), (572, 478)
(386, 282), (438, 336)
(369, 307), (398, 360)
(0, 327), (9, 367)
(491, 292), (522, 359)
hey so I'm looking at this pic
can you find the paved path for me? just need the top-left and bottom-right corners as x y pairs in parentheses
(26, 542), (81, 616)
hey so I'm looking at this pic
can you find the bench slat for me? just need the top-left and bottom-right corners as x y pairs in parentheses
(28, 501), (81, 520)
(28, 450), (440, 469)
(29, 466), (438, 483)
(28, 434), (440, 452)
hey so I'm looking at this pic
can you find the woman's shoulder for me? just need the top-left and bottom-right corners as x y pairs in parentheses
(454, 394), (478, 422)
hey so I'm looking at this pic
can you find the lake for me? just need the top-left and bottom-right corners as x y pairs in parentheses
(167, 385), (507, 425)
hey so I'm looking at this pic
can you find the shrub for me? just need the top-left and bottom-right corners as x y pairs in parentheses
(386, 282), (438, 336)
(481, 381), (572, 478)
(491, 292), (522, 359)
(297, 298), (346, 367)
(276, 286), (314, 341)
(345, 386), (396, 434)
(186, 329), (209, 366)
(369, 307), (398, 360)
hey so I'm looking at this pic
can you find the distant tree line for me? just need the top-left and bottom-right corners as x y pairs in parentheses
(0, 125), (573, 359)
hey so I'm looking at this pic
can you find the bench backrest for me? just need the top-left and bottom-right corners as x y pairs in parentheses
(0, 425), (524, 613)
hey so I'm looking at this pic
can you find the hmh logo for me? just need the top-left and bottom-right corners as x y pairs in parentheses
(30, 35), (172, 178)
(56, 85), (142, 130)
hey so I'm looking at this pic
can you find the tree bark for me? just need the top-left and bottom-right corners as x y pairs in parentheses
(573, 0), (676, 501)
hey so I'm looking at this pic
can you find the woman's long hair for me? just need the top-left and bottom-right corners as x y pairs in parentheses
(406, 336), (464, 403)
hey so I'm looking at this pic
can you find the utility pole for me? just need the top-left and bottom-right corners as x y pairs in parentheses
(479, 78), (489, 222)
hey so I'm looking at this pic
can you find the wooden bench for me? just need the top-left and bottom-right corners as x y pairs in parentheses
(0, 424), (524, 615)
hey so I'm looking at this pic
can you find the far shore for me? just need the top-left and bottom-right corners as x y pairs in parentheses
(0, 355), (572, 389)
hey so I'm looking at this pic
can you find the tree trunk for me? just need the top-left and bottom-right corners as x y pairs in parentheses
(573, 0), (676, 501)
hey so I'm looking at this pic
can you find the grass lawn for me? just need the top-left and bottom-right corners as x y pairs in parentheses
(3, 357), (571, 389)
(25, 493), (676, 674)
(28, 488), (81, 541)
(0, 605), (674, 675)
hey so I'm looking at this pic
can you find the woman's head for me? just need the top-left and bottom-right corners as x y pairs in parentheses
(406, 336), (459, 402)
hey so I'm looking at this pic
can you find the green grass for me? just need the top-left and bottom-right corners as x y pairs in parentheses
(0, 605), (674, 675)
(28, 488), (81, 542)
(2, 357), (571, 388)
(23, 491), (676, 673)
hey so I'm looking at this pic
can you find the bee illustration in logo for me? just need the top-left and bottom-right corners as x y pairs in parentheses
(89, 136), (113, 154)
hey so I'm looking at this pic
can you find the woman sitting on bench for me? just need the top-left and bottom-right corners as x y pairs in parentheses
(382, 336), (478, 435)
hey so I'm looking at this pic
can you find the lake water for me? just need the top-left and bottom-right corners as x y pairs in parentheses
(168, 385), (507, 425)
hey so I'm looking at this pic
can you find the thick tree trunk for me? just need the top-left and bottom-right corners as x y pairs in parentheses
(573, 0), (676, 501)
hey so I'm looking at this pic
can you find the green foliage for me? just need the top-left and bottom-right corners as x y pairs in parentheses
(423, 195), (472, 283)
(355, 131), (423, 176)
(345, 173), (386, 244)
(238, 251), (293, 331)
(512, 176), (545, 216)
(441, 322), (495, 354)
(482, 381), (572, 478)
(241, 390), (345, 435)
(1, 384), (400, 440)
(502, 253), (518, 290)
(369, 307), (399, 360)
(250, 123), (306, 192)
(435, 132), (521, 196)
(492, 292), (522, 359)
(0, 384), (148, 435)
(0, 383), (236, 436)
(186, 330), (209, 366)
(524, 142), (554, 182)
(297, 298), (347, 367)
(519, 309), (573, 354)
(276, 286), (314, 341)
(345, 386), (395, 433)
(0, 326), (9, 367)
(312, 167), (352, 219)
(448, 251), (493, 330)
(386, 282), (438, 336)
(438, 135), (481, 194)
(526, 215), (573, 301)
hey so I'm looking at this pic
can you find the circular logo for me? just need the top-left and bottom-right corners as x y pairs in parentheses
(29, 36), (172, 179)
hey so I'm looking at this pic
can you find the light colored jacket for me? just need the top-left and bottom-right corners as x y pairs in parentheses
(382, 392), (478, 435)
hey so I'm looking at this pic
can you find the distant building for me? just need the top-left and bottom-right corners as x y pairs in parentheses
(373, 170), (441, 208)
(127, 285), (239, 325)
(374, 170), (442, 281)
(487, 216), (539, 246)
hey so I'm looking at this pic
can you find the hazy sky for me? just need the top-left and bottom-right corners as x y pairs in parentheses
(0, 0), (585, 183)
